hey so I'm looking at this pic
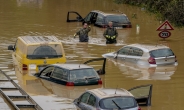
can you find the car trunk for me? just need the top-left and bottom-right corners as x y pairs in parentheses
(73, 78), (99, 86)
(149, 48), (176, 65)
(154, 56), (176, 65)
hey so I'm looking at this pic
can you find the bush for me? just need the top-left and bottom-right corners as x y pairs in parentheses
(113, 0), (184, 27)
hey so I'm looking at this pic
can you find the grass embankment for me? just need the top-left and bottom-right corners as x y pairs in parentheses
(113, 0), (184, 27)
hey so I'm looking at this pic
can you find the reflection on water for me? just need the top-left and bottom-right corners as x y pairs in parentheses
(17, 0), (44, 8)
(106, 58), (177, 80)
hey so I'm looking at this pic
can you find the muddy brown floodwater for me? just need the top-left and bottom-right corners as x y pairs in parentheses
(0, 0), (184, 110)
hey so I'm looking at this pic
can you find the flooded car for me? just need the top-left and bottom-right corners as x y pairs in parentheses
(74, 84), (152, 110)
(8, 36), (66, 72)
(35, 63), (103, 86)
(102, 44), (178, 67)
(67, 10), (132, 28)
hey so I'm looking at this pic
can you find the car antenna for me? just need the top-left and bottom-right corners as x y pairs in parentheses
(115, 85), (118, 94)
(79, 61), (83, 68)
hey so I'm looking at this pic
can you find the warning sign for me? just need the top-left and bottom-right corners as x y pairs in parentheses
(156, 20), (174, 31)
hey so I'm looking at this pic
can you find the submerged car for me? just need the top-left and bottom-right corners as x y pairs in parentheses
(67, 10), (132, 28)
(35, 64), (102, 86)
(74, 84), (152, 110)
(35, 58), (106, 86)
(8, 36), (66, 72)
(102, 44), (178, 67)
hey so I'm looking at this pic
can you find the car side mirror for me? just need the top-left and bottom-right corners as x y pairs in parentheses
(8, 45), (14, 50)
(74, 98), (80, 104)
(113, 52), (118, 59)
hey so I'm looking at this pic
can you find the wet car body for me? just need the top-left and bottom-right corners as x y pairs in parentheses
(67, 10), (132, 28)
(102, 44), (178, 67)
(35, 63), (102, 86)
(74, 84), (152, 110)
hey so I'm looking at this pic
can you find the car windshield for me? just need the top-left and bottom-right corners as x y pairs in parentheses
(70, 68), (99, 81)
(106, 15), (129, 24)
(99, 96), (136, 109)
(27, 44), (62, 59)
(150, 48), (174, 58)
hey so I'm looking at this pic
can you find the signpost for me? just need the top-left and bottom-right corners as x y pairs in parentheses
(156, 20), (174, 39)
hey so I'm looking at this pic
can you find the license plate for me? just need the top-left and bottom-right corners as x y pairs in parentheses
(29, 64), (36, 70)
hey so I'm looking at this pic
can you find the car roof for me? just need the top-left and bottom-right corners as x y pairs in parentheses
(88, 88), (133, 99)
(126, 43), (170, 52)
(91, 10), (127, 16)
(52, 64), (93, 70)
(19, 36), (61, 45)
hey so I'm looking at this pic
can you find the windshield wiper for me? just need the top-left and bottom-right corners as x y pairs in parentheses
(112, 100), (122, 109)
(85, 76), (97, 80)
(111, 21), (119, 23)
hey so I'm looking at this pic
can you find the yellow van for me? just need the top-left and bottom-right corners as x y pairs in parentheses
(8, 36), (66, 72)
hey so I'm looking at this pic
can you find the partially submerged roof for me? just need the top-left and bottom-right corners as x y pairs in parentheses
(91, 10), (127, 16)
(88, 88), (133, 99)
(20, 36), (61, 44)
(127, 43), (169, 52)
(52, 64), (93, 70)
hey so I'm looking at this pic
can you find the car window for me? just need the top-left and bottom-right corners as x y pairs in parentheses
(70, 68), (99, 81)
(131, 47), (143, 56)
(27, 44), (62, 59)
(118, 47), (130, 55)
(99, 96), (136, 109)
(96, 13), (104, 24)
(51, 67), (68, 81)
(87, 94), (96, 107)
(40, 66), (54, 76)
(84, 12), (93, 22)
(150, 48), (174, 58)
(80, 92), (91, 103)
(105, 15), (129, 24)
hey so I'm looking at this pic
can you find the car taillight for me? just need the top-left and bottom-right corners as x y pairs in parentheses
(138, 106), (141, 110)
(66, 82), (74, 86)
(126, 25), (132, 28)
(175, 56), (177, 62)
(22, 64), (28, 70)
(98, 79), (102, 84)
(148, 57), (156, 64)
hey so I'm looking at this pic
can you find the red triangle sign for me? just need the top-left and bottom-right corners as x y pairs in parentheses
(156, 20), (174, 31)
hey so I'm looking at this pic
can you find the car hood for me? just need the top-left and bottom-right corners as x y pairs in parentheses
(102, 52), (115, 58)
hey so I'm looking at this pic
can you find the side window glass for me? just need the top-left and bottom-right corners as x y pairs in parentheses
(40, 66), (54, 76)
(84, 12), (93, 22)
(80, 92), (91, 104)
(87, 94), (96, 107)
(96, 14), (104, 24)
(51, 67), (68, 80)
(118, 47), (130, 55)
(132, 48), (143, 56)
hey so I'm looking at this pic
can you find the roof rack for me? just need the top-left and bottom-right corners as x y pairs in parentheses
(0, 70), (43, 110)
(21, 36), (60, 44)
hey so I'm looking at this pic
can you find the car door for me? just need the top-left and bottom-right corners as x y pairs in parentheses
(76, 92), (91, 110)
(125, 47), (143, 64)
(128, 84), (153, 106)
(86, 94), (97, 110)
(94, 13), (105, 27)
(67, 11), (84, 22)
(115, 47), (129, 63)
(83, 12), (95, 24)
(51, 67), (68, 85)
